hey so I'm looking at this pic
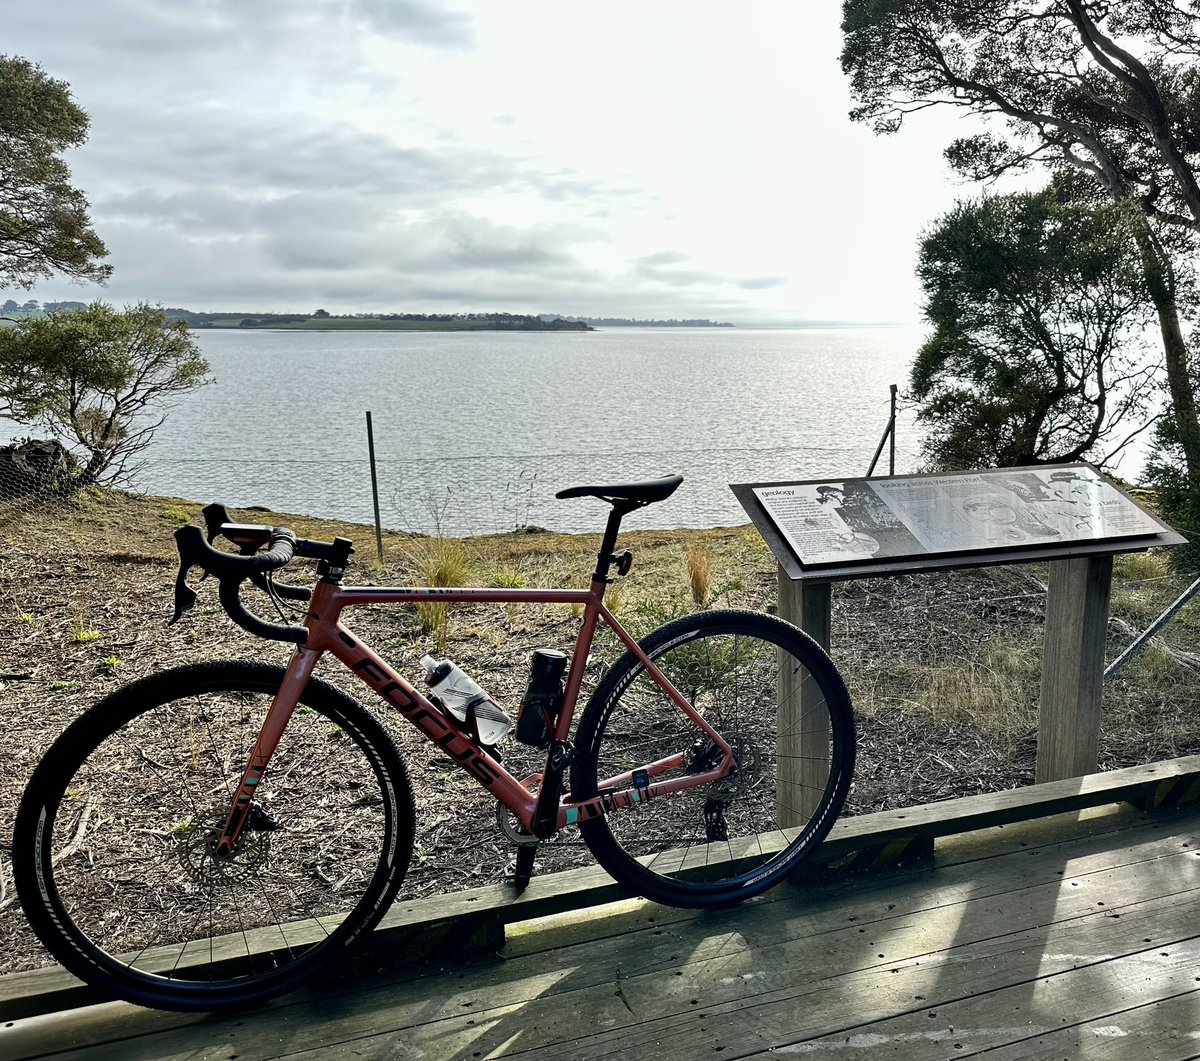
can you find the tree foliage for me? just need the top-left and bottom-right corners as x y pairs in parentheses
(0, 55), (111, 289)
(842, 0), (1200, 565)
(0, 303), (209, 487)
(912, 189), (1158, 468)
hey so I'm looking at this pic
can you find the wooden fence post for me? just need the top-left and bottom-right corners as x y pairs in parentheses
(1036, 555), (1113, 783)
(777, 565), (831, 827)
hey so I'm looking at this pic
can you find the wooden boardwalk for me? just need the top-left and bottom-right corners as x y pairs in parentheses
(5, 799), (1200, 1060)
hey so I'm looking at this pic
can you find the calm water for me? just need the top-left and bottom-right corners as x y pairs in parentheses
(20, 327), (928, 534)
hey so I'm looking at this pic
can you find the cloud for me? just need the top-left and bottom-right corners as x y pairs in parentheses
(736, 276), (786, 290)
(10, 0), (473, 76)
(635, 251), (689, 266)
(2, 0), (812, 320)
(346, 0), (475, 48)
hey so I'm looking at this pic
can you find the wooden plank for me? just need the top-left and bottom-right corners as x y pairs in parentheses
(0, 811), (1171, 1051)
(5, 757), (1200, 1023)
(771, 945), (1200, 1059)
(976, 990), (1200, 1060)
(458, 882), (1200, 1060)
(776, 570), (831, 825)
(10, 810), (1197, 1061)
(1037, 554), (1113, 782)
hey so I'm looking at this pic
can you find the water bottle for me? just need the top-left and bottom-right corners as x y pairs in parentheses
(419, 655), (513, 746)
(515, 649), (568, 748)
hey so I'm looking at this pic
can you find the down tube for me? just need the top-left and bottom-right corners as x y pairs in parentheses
(317, 623), (539, 826)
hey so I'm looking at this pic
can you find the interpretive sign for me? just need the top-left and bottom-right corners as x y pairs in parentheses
(732, 464), (1184, 580)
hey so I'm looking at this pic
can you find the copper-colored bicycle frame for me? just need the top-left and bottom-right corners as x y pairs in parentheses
(219, 573), (735, 852)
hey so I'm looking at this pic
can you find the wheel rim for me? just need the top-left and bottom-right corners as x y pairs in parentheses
(580, 621), (849, 898)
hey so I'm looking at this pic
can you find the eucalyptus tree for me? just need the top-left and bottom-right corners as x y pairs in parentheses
(841, 1), (1200, 483)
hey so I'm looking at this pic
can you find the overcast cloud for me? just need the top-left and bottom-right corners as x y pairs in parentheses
(4, 1), (970, 321)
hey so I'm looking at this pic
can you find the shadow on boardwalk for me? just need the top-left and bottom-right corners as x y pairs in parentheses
(4, 801), (1200, 1060)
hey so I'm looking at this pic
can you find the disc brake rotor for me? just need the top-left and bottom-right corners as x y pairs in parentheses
(173, 807), (272, 887)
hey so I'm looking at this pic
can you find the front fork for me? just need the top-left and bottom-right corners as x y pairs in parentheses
(212, 647), (320, 857)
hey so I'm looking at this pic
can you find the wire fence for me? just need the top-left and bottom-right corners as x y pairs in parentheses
(116, 437), (923, 537)
(0, 439), (81, 525)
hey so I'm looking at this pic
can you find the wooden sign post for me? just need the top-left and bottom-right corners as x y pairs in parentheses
(776, 574), (832, 827)
(1037, 554), (1114, 782)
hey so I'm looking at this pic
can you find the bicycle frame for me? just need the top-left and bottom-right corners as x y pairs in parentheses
(217, 575), (735, 852)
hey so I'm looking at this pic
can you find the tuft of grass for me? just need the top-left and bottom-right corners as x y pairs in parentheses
(855, 634), (1040, 745)
(1114, 550), (1169, 582)
(160, 505), (192, 524)
(406, 535), (472, 653)
(604, 579), (628, 619)
(492, 564), (527, 589)
(918, 649), (1038, 741)
(686, 541), (713, 608)
(70, 605), (100, 643)
(1122, 643), (1192, 687)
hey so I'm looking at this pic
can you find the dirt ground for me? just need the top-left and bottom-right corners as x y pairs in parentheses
(3, 490), (1200, 977)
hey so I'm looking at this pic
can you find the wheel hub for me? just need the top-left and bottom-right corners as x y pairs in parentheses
(173, 807), (272, 887)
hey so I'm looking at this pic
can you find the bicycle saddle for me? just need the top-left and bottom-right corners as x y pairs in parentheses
(555, 474), (683, 506)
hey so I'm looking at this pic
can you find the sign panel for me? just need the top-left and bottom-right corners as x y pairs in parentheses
(739, 465), (1176, 571)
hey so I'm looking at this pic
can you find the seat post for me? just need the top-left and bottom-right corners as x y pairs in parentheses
(592, 502), (636, 583)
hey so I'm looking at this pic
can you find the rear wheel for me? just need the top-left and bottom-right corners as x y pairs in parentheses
(571, 610), (854, 908)
(13, 661), (414, 1011)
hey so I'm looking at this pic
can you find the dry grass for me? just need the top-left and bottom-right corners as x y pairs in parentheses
(686, 540), (714, 607)
(404, 535), (473, 652)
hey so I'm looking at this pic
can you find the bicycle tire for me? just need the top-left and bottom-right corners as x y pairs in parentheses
(13, 661), (415, 1011)
(570, 610), (854, 908)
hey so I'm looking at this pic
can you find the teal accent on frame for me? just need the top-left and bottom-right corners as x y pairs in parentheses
(565, 808), (579, 826)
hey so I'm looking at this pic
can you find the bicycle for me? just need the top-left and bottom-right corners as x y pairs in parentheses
(13, 474), (855, 1011)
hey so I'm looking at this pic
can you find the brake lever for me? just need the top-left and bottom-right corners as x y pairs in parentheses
(201, 503), (233, 544)
(170, 555), (201, 624)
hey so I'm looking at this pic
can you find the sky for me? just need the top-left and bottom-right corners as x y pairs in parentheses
(4, 1), (980, 324)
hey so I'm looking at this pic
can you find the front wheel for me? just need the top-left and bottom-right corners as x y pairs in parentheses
(13, 661), (415, 1011)
(571, 610), (855, 908)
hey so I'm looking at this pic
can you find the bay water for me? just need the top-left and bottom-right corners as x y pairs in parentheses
(13, 326), (928, 535)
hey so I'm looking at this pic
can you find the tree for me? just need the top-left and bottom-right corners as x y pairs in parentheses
(0, 55), (111, 288)
(912, 189), (1158, 468)
(0, 302), (209, 487)
(842, 0), (1200, 557)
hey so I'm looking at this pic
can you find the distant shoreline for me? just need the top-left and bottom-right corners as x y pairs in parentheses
(198, 318), (594, 332)
(174, 310), (737, 332)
